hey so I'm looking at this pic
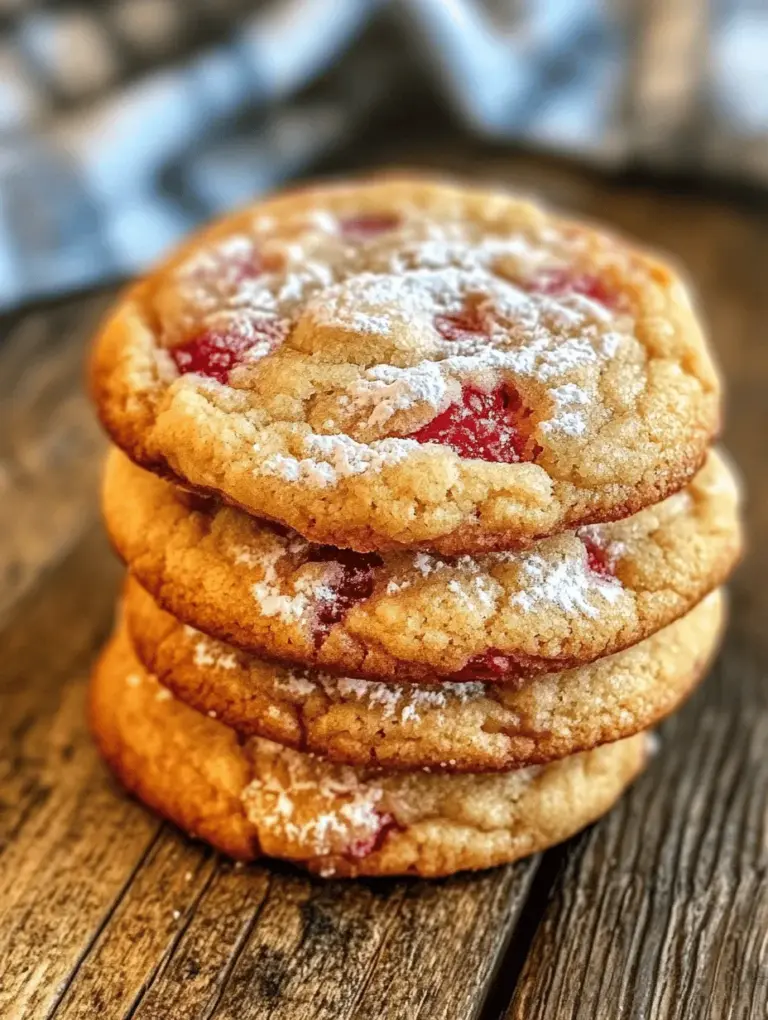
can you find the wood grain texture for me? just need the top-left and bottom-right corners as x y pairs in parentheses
(0, 145), (766, 1019)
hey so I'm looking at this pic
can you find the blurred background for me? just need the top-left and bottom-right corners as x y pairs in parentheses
(1, 0), (767, 310)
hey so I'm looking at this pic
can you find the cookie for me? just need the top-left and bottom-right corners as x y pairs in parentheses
(126, 577), (722, 772)
(104, 448), (740, 681)
(90, 176), (720, 554)
(91, 626), (648, 877)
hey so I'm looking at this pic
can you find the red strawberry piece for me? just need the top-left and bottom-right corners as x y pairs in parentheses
(581, 535), (615, 579)
(454, 650), (520, 681)
(409, 384), (529, 463)
(530, 269), (614, 306)
(308, 547), (383, 648)
(347, 812), (400, 858)
(340, 213), (401, 237)
(170, 321), (285, 383)
(434, 302), (491, 343)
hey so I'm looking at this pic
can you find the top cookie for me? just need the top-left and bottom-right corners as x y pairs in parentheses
(91, 177), (720, 553)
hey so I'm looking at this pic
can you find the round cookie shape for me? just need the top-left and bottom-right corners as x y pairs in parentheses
(104, 448), (741, 682)
(91, 177), (720, 553)
(125, 578), (723, 772)
(90, 628), (648, 877)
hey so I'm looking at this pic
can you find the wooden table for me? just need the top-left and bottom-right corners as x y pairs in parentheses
(1, 152), (765, 1019)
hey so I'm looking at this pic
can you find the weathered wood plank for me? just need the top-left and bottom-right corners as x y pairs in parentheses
(205, 864), (536, 1020)
(0, 530), (144, 1020)
(50, 836), (228, 1019)
(506, 649), (768, 1020)
(128, 861), (273, 1020)
(49, 814), (537, 1020)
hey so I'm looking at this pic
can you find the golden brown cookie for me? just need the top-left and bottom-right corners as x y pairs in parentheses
(125, 577), (722, 771)
(105, 448), (740, 681)
(91, 627), (648, 877)
(90, 176), (719, 554)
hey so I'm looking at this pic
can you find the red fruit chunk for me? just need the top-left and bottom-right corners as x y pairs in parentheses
(451, 649), (557, 683)
(170, 321), (284, 383)
(229, 251), (267, 283)
(308, 547), (383, 647)
(434, 302), (491, 343)
(340, 213), (401, 237)
(530, 269), (614, 306)
(455, 650), (520, 681)
(347, 812), (400, 858)
(409, 384), (528, 463)
(581, 535), (615, 579)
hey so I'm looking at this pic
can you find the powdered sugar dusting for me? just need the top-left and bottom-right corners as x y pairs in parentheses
(257, 435), (425, 488)
(242, 741), (387, 856)
(193, 635), (239, 671)
(345, 362), (448, 426)
(232, 534), (338, 627)
(252, 571), (336, 625)
(447, 574), (498, 611)
(540, 383), (590, 436)
(159, 198), (640, 474)
(512, 548), (623, 617)
(180, 620), (486, 724)
(274, 672), (317, 697)
(320, 674), (484, 723)
(392, 550), (501, 608)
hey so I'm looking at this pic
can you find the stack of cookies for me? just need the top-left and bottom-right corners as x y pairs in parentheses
(89, 178), (742, 878)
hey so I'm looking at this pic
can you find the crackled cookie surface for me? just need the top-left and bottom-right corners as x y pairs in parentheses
(126, 578), (722, 771)
(91, 628), (647, 877)
(91, 177), (719, 553)
(105, 449), (740, 681)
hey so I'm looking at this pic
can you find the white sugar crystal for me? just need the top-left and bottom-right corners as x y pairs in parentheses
(193, 639), (238, 670)
(235, 536), (332, 626)
(310, 267), (532, 338)
(544, 411), (586, 436)
(386, 578), (411, 594)
(351, 312), (392, 334)
(539, 382), (590, 436)
(275, 260), (334, 305)
(251, 584), (308, 621)
(241, 750), (385, 856)
(319, 674), (484, 723)
(253, 574), (335, 624)
(275, 672), (318, 697)
(600, 332), (623, 356)
(193, 640), (212, 666)
(447, 574), (498, 611)
(512, 550), (622, 618)
(258, 435), (422, 488)
(549, 383), (589, 406)
(347, 362), (448, 426)
(412, 551), (443, 576)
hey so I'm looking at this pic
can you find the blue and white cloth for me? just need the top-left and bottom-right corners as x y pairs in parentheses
(1, 0), (767, 309)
